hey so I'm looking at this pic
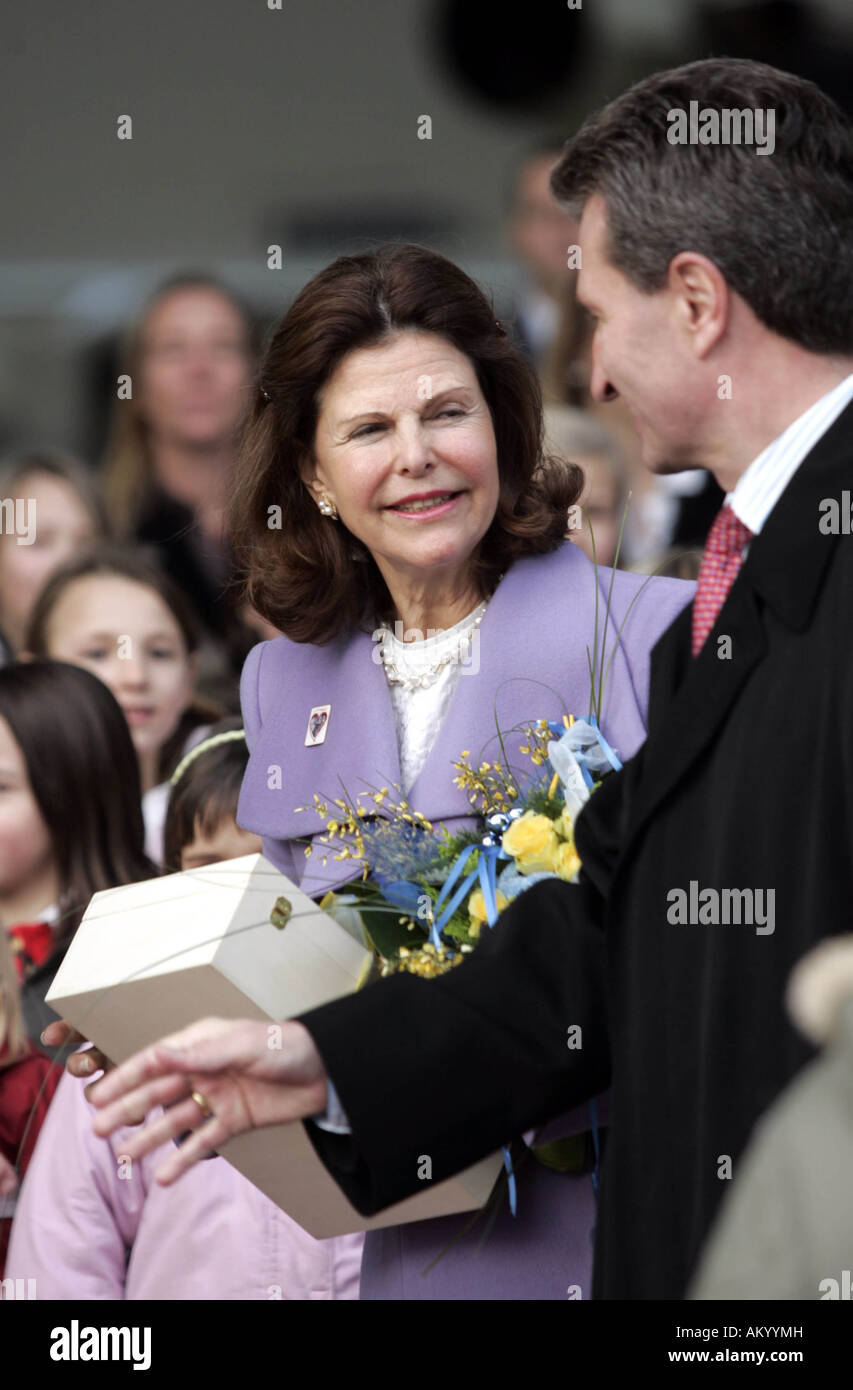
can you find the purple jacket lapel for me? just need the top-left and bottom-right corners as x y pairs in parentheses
(238, 625), (401, 847)
(408, 545), (629, 817)
(237, 543), (693, 893)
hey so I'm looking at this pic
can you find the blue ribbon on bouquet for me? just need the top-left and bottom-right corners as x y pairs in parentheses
(430, 809), (523, 1216)
(429, 808), (525, 947)
(546, 713), (623, 786)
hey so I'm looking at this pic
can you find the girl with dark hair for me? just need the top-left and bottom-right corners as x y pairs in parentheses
(23, 546), (222, 865)
(7, 721), (362, 1299)
(0, 659), (156, 1047)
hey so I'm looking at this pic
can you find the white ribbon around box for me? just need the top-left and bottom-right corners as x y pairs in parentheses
(46, 852), (503, 1238)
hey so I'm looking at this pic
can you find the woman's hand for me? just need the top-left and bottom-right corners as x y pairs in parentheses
(40, 1020), (112, 1077)
(86, 1017), (329, 1186)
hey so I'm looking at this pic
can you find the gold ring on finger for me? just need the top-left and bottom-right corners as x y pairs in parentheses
(190, 1089), (214, 1121)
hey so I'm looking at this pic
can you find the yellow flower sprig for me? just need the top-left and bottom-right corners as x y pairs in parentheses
(296, 786), (434, 873)
(293, 792), (369, 870)
(364, 786), (434, 835)
(380, 940), (469, 978)
(451, 750), (519, 816)
(517, 718), (556, 767)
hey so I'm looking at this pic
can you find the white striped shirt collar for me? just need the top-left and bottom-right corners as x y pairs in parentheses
(727, 371), (853, 535)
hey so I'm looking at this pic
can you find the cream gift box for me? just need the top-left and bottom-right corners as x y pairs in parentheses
(46, 852), (504, 1238)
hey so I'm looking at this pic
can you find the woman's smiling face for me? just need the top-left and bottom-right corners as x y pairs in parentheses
(305, 331), (500, 595)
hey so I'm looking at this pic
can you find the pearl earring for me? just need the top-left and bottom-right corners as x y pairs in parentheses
(317, 492), (339, 519)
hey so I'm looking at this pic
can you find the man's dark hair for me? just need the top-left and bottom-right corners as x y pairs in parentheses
(551, 58), (853, 354)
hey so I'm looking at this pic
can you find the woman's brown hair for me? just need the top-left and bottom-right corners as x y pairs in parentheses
(230, 243), (583, 644)
(0, 660), (157, 960)
(25, 546), (222, 783)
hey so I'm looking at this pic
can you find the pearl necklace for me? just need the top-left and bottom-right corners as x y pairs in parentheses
(377, 600), (488, 691)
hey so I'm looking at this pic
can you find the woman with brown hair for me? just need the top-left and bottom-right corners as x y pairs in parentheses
(220, 242), (689, 1299)
(73, 242), (693, 1300)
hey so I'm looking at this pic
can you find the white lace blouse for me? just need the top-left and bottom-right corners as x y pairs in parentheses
(378, 601), (487, 794)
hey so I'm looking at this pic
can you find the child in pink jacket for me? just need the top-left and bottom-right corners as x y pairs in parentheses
(7, 723), (363, 1299)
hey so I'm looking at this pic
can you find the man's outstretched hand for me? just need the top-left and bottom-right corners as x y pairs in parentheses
(86, 1017), (329, 1185)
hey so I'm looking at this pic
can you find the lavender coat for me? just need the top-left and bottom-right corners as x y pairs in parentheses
(237, 542), (693, 1299)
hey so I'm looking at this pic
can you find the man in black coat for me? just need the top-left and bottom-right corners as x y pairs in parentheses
(83, 57), (853, 1299)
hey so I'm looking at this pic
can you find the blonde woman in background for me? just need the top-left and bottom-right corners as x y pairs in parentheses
(102, 273), (260, 702)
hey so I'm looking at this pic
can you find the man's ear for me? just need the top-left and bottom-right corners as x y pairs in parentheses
(668, 252), (728, 357)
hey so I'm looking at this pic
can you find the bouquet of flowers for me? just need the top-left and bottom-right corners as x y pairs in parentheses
(301, 712), (622, 982)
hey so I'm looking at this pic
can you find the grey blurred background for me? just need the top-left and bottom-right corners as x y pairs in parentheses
(0, 0), (851, 459)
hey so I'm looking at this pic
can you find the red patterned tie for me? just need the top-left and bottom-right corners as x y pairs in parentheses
(692, 506), (754, 656)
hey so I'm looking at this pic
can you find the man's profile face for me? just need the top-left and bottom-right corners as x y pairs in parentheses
(576, 193), (705, 475)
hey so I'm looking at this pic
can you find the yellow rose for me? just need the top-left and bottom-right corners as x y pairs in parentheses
(469, 887), (509, 933)
(502, 812), (559, 875)
(555, 807), (576, 842)
(552, 840), (581, 882)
